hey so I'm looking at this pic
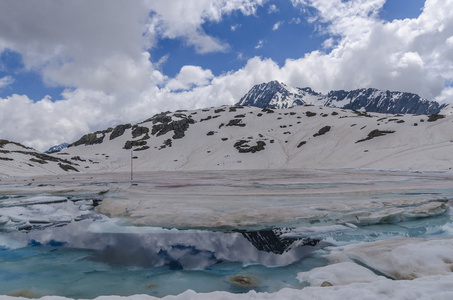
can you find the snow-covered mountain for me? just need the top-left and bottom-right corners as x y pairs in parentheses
(44, 142), (69, 153)
(237, 81), (446, 114)
(2, 100), (453, 177)
(0, 104), (444, 176)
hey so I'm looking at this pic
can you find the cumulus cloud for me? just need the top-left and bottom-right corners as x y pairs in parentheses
(281, 0), (453, 100)
(166, 66), (214, 91)
(0, 0), (153, 93)
(147, 0), (266, 54)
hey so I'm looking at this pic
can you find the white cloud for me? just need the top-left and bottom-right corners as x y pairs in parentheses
(434, 86), (453, 103)
(0, 1), (156, 97)
(272, 21), (284, 31)
(281, 0), (453, 99)
(0, 75), (14, 89)
(255, 40), (264, 49)
(268, 4), (279, 13)
(0, 0), (267, 93)
(146, 0), (266, 54)
(166, 65), (214, 91)
(231, 24), (242, 31)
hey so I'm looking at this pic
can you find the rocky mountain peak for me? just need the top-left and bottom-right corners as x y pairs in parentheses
(237, 82), (446, 115)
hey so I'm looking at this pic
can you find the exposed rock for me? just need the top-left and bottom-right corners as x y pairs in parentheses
(15, 151), (76, 166)
(29, 158), (47, 164)
(297, 141), (307, 148)
(356, 129), (395, 143)
(229, 275), (259, 287)
(134, 146), (150, 151)
(132, 126), (150, 138)
(124, 140), (147, 150)
(70, 129), (113, 147)
(226, 119), (246, 127)
(58, 163), (79, 172)
(159, 139), (172, 149)
(0, 139), (27, 149)
(71, 156), (86, 162)
(321, 281), (334, 287)
(142, 111), (172, 124)
(109, 124), (132, 140)
(151, 117), (195, 139)
(427, 114), (445, 122)
(313, 126), (331, 137)
(234, 140), (266, 153)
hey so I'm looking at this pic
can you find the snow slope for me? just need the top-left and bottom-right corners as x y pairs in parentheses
(39, 105), (453, 175)
(0, 140), (79, 177)
(2, 104), (453, 177)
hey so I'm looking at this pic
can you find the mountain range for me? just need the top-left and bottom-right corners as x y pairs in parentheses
(1, 82), (452, 177)
(237, 81), (446, 114)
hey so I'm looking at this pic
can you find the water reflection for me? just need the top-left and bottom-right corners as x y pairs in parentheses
(6, 220), (326, 270)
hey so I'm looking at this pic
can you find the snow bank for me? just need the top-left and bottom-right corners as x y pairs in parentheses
(297, 262), (384, 286)
(328, 238), (453, 280)
(338, 202), (449, 225)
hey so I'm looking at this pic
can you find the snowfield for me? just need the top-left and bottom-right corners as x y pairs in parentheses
(2, 104), (453, 176)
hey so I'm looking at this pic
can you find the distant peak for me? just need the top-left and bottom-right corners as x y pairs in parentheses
(236, 81), (446, 114)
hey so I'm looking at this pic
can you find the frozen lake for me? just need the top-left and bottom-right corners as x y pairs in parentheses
(0, 169), (452, 298)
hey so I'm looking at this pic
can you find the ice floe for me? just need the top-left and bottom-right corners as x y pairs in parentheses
(327, 237), (453, 280)
(0, 194), (102, 231)
(338, 201), (449, 225)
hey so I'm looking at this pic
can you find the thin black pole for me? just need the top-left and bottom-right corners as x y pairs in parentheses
(130, 150), (133, 181)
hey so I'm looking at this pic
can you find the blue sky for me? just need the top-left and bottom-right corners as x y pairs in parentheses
(0, 0), (452, 150)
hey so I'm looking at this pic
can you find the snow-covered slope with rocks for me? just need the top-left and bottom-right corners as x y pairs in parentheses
(0, 140), (80, 177)
(6, 104), (445, 176)
(237, 81), (446, 114)
(2, 103), (452, 177)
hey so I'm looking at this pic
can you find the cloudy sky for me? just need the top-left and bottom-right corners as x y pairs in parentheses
(1, 0), (452, 151)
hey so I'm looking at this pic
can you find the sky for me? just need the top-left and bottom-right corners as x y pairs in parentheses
(0, 0), (452, 151)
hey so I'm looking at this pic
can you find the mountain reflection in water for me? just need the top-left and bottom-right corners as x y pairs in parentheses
(8, 220), (326, 269)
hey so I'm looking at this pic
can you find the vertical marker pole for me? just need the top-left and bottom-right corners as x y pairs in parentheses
(131, 150), (133, 181)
